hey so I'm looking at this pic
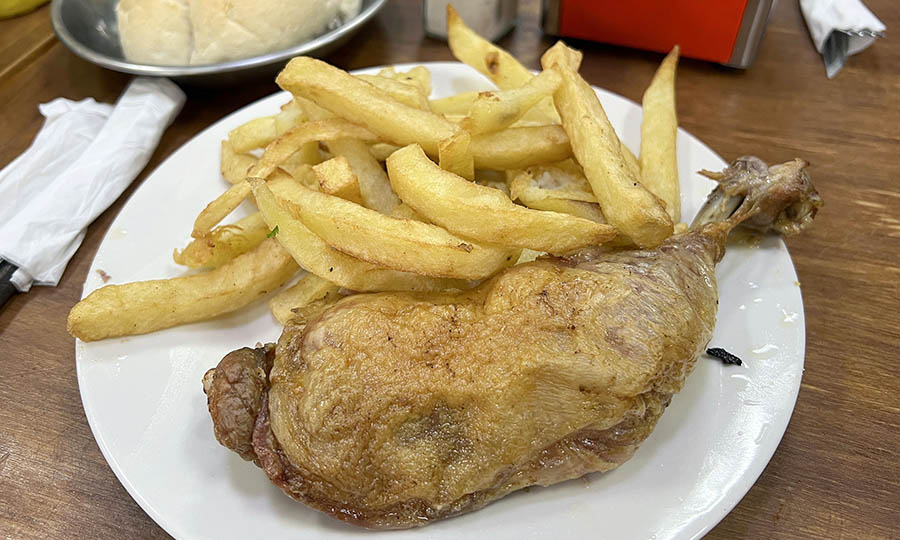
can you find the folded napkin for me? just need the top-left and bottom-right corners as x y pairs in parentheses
(0, 78), (185, 292)
(800, 0), (886, 78)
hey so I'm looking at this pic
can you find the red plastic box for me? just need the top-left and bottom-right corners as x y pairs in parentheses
(542, 0), (776, 68)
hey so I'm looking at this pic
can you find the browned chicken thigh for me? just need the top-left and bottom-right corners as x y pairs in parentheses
(203, 156), (820, 529)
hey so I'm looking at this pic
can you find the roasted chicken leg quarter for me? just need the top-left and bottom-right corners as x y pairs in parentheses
(203, 156), (820, 529)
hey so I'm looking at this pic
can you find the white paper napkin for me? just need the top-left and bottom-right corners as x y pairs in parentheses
(800, 0), (886, 78)
(0, 78), (185, 292)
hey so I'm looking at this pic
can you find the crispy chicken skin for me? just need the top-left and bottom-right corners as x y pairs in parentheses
(204, 157), (820, 529)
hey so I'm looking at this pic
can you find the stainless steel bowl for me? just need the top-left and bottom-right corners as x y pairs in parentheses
(50, 0), (387, 85)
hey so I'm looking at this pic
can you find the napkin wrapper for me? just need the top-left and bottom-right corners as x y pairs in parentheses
(0, 78), (185, 292)
(800, 0), (886, 78)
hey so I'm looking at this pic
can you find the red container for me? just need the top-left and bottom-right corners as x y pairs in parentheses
(542, 0), (776, 68)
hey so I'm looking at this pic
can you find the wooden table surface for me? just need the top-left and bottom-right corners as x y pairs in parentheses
(1, 1), (898, 538)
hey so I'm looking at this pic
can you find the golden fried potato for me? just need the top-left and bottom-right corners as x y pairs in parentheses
(288, 97), (401, 214)
(174, 212), (269, 268)
(368, 142), (401, 162)
(446, 5), (533, 89)
(220, 140), (258, 184)
(67, 239), (298, 342)
(429, 91), (478, 115)
(388, 144), (615, 253)
(640, 46), (681, 222)
(447, 5), (562, 124)
(542, 42), (673, 248)
(258, 177), (514, 279)
(355, 74), (430, 110)
(508, 166), (596, 203)
(470, 125), (572, 169)
(375, 66), (432, 99)
(277, 57), (459, 155)
(438, 131), (474, 180)
(519, 198), (607, 223)
(388, 203), (427, 222)
(274, 104), (303, 135)
(621, 140), (642, 181)
(269, 273), (341, 325)
(192, 180), (255, 239)
(252, 181), (467, 291)
(328, 139), (401, 214)
(251, 119), (378, 180)
(194, 119), (378, 238)
(396, 65), (432, 97)
(313, 156), (364, 205)
(228, 116), (276, 153)
(460, 69), (561, 135)
(274, 104), (321, 167)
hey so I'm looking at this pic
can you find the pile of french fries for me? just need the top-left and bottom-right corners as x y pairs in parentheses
(67, 6), (681, 342)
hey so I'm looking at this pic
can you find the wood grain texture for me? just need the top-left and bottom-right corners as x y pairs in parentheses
(1, 1), (898, 538)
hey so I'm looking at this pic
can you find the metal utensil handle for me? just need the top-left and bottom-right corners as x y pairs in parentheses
(0, 260), (19, 309)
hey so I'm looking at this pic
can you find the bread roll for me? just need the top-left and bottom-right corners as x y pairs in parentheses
(117, 0), (192, 66)
(116, 0), (362, 66)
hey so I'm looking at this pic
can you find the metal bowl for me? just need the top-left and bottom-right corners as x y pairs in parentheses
(50, 0), (387, 85)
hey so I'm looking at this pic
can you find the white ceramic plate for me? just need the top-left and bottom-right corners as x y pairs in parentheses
(76, 62), (804, 540)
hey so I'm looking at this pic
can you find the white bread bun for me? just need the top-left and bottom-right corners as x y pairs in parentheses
(116, 0), (362, 66)
(117, 0), (192, 66)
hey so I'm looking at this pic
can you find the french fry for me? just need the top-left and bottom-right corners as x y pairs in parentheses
(446, 5), (533, 89)
(290, 96), (402, 213)
(518, 197), (607, 223)
(509, 107), (559, 127)
(277, 57), (459, 155)
(278, 163), (316, 188)
(328, 139), (401, 214)
(388, 144), (615, 253)
(269, 273), (341, 325)
(516, 248), (544, 265)
(355, 74), (430, 110)
(220, 140), (258, 184)
(296, 85), (563, 173)
(640, 46), (680, 222)
(379, 65), (432, 97)
(447, 5), (562, 124)
(470, 125), (572, 170)
(192, 181), (253, 239)
(275, 104), (321, 167)
(260, 177), (514, 279)
(174, 212), (269, 268)
(193, 120), (378, 238)
(430, 91), (478, 115)
(509, 165), (604, 222)
(621, 141), (641, 181)
(274, 105), (303, 135)
(313, 156), (364, 205)
(369, 142), (401, 162)
(67, 239), (298, 342)
(388, 203), (427, 221)
(252, 181), (467, 291)
(251, 119), (378, 180)
(228, 116), (276, 153)
(474, 169), (510, 195)
(438, 131), (474, 180)
(542, 42), (673, 248)
(508, 166), (597, 203)
(279, 151), (321, 179)
(460, 69), (561, 135)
